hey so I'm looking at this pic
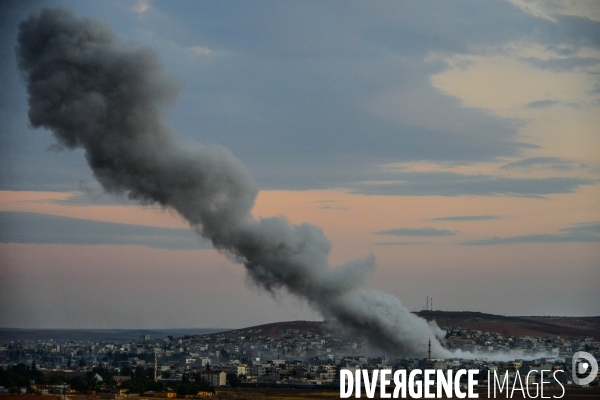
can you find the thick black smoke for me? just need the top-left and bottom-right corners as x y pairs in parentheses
(17, 8), (449, 357)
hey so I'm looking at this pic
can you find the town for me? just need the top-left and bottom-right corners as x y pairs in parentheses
(0, 321), (598, 397)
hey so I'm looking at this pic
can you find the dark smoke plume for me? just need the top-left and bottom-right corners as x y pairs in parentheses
(17, 8), (449, 357)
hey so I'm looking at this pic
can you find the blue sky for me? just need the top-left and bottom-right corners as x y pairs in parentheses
(0, 0), (599, 328)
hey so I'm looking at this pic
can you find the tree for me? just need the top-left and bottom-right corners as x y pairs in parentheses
(70, 376), (89, 392)
(226, 373), (241, 388)
(134, 365), (145, 378)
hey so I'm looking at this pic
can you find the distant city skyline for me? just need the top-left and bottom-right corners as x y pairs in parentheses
(0, 0), (599, 329)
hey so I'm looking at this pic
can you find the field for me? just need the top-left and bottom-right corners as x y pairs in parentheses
(3, 386), (600, 400)
(213, 386), (600, 400)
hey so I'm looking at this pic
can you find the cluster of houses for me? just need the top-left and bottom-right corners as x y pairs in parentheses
(1, 325), (598, 393)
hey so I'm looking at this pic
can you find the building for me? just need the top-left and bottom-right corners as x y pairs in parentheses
(200, 371), (226, 387)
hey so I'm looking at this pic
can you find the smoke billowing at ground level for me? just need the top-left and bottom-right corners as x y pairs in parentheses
(17, 8), (450, 358)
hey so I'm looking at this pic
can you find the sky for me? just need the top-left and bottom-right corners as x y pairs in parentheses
(0, 0), (599, 329)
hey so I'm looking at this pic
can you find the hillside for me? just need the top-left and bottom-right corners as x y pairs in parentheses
(204, 312), (600, 340)
(2, 312), (597, 343)
(0, 328), (226, 343)
(204, 320), (338, 339)
(416, 311), (600, 340)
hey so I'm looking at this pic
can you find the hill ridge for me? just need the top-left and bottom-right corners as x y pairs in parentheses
(207, 311), (600, 340)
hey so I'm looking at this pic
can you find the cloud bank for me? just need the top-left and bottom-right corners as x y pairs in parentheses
(462, 223), (600, 245)
(376, 228), (458, 237)
(0, 211), (210, 250)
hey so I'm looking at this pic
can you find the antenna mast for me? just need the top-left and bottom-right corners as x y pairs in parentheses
(428, 338), (431, 361)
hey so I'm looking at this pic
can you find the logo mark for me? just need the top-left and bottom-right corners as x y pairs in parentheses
(572, 351), (598, 386)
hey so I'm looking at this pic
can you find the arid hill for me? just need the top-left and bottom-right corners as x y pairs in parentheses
(416, 311), (600, 340)
(203, 320), (338, 339)
(204, 312), (600, 340)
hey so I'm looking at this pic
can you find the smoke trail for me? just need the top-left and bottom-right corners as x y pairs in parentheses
(17, 8), (449, 358)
